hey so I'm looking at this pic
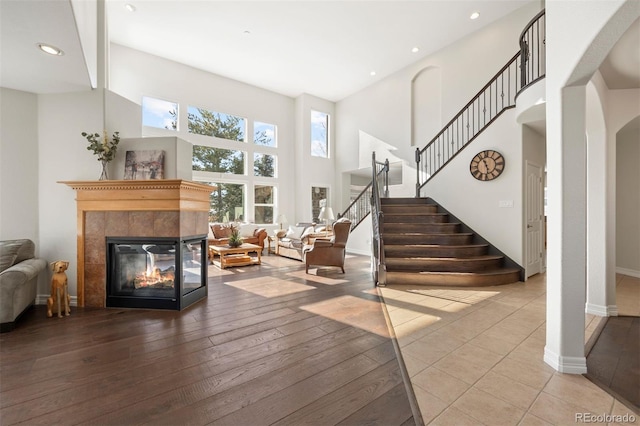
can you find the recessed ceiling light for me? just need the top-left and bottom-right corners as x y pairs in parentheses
(243, 30), (251, 35)
(370, 71), (376, 76)
(411, 47), (420, 53)
(37, 43), (64, 56)
(125, 4), (136, 12)
(470, 12), (480, 20)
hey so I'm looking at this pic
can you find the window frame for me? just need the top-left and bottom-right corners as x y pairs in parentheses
(310, 110), (329, 158)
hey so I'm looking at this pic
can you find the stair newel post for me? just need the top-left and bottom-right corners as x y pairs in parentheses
(415, 148), (421, 198)
(377, 210), (386, 286)
(384, 158), (389, 198)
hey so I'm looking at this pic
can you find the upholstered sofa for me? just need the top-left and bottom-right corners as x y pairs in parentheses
(275, 222), (329, 261)
(208, 223), (268, 254)
(0, 239), (47, 332)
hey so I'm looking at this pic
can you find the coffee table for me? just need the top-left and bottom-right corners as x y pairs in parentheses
(209, 243), (262, 269)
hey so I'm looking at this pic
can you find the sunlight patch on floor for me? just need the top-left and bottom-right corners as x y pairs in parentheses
(300, 295), (391, 337)
(285, 270), (349, 285)
(224, 276), (316, 298)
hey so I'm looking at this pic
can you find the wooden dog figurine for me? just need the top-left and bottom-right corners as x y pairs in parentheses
(47, 260), (70, 318)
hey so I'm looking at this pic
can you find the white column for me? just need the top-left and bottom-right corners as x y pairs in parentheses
(585, 79), (617, 317)
(544, 85), (588, 374)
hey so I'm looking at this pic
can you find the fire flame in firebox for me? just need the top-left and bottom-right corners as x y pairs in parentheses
(134, 267), (175, 289)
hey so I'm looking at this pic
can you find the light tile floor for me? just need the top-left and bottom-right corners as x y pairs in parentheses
(379, 273), (640, 425)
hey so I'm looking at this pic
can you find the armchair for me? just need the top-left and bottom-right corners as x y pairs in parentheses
(303, 218), (351, 273)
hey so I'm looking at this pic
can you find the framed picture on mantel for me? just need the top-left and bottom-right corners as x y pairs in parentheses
(124, 150), (165, 180)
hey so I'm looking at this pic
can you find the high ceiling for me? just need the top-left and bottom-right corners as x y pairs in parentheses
(1, 1), (637, 101)
(2, 0), (532, 101)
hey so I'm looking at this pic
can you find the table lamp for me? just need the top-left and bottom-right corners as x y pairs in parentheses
(318, 207), (334, 236)
(276, 214), (288, 230)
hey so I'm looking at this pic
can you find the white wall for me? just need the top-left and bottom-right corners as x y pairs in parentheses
(616, 118), (640, 274)
(607, 89), (640, 277)
(294, 93), (336, 223)
(37, 90), (104, 300)
(336, 2), (541, 175)
(0, 88), (40, 244)
(423, 109), (524, 264)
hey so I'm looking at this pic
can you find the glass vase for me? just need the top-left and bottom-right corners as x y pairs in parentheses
(99, 160), (109, 180)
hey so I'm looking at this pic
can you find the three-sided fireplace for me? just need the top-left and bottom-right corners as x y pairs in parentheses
(106, 235), (207, 310)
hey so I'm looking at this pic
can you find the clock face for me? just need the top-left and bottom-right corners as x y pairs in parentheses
(470, 150), (505, 181)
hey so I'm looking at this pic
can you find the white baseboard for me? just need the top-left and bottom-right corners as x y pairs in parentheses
(616, 267), (640, 279)
(585, 303), (618, 317)
(544, 347), (587, 374)
(36, 294), (78, 307)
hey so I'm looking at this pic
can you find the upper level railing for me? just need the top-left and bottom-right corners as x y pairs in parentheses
(339, 156), (389, 230)
(415, 10), (545, 196)
(520, 9), (546, 93)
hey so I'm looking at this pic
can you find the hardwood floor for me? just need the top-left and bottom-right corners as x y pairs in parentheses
(0, 254), (417, 425)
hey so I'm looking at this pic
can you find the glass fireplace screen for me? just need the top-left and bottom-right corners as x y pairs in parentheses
(107, 236), (207, 310)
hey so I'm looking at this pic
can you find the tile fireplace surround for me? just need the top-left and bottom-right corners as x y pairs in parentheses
(62, 180), (211, 308)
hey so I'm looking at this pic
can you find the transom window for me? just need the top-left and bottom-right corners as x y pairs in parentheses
(311, 110), (329, 158)
(142, 96), (178, 130)
(254, 122), (276, 147)
(188, 106), (245, 142)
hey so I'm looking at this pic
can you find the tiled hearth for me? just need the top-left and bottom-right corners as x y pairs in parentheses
(62, 180), (212, 308)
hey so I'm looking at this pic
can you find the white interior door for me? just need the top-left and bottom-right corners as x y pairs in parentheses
(526, 161), (544, 278)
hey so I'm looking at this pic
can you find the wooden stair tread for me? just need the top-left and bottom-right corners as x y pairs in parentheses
(383, 232), (474, 236)
(414, 268), (520, 276)
(387, 255), (503, 262)
(382, 212), (446, 215)
(385, 244), (487, 249)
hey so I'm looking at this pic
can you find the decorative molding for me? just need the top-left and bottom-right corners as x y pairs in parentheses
(544, 347), (587, 374)
(59, 179), (212, 193)
(586, 303), (619, 317)
(616, 267), (640, 279)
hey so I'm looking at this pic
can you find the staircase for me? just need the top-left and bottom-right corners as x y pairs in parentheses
(381, 197), (521, 286)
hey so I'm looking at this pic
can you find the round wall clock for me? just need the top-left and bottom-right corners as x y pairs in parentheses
(469, 150), (505, 181)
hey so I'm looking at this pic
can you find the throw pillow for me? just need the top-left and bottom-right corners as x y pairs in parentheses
(0, 240), (24, 273)
(238, 223), (256, 238)
(286, 225), (306, 239)
(211, 224), (232, 239)
(0, 252), (18, 274)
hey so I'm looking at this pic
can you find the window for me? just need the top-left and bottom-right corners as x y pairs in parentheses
(202, 182), (245, 223)
(311, 110), (329, 158)
(193, 146), (245, 175)
(311, 186), (329, 222)
(254, 153), (276, 177)
(142, 96), (177, 130)
(254, 185), (275, 224)
(187, 106), (245, 142)
(254, 122), (276, 147)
